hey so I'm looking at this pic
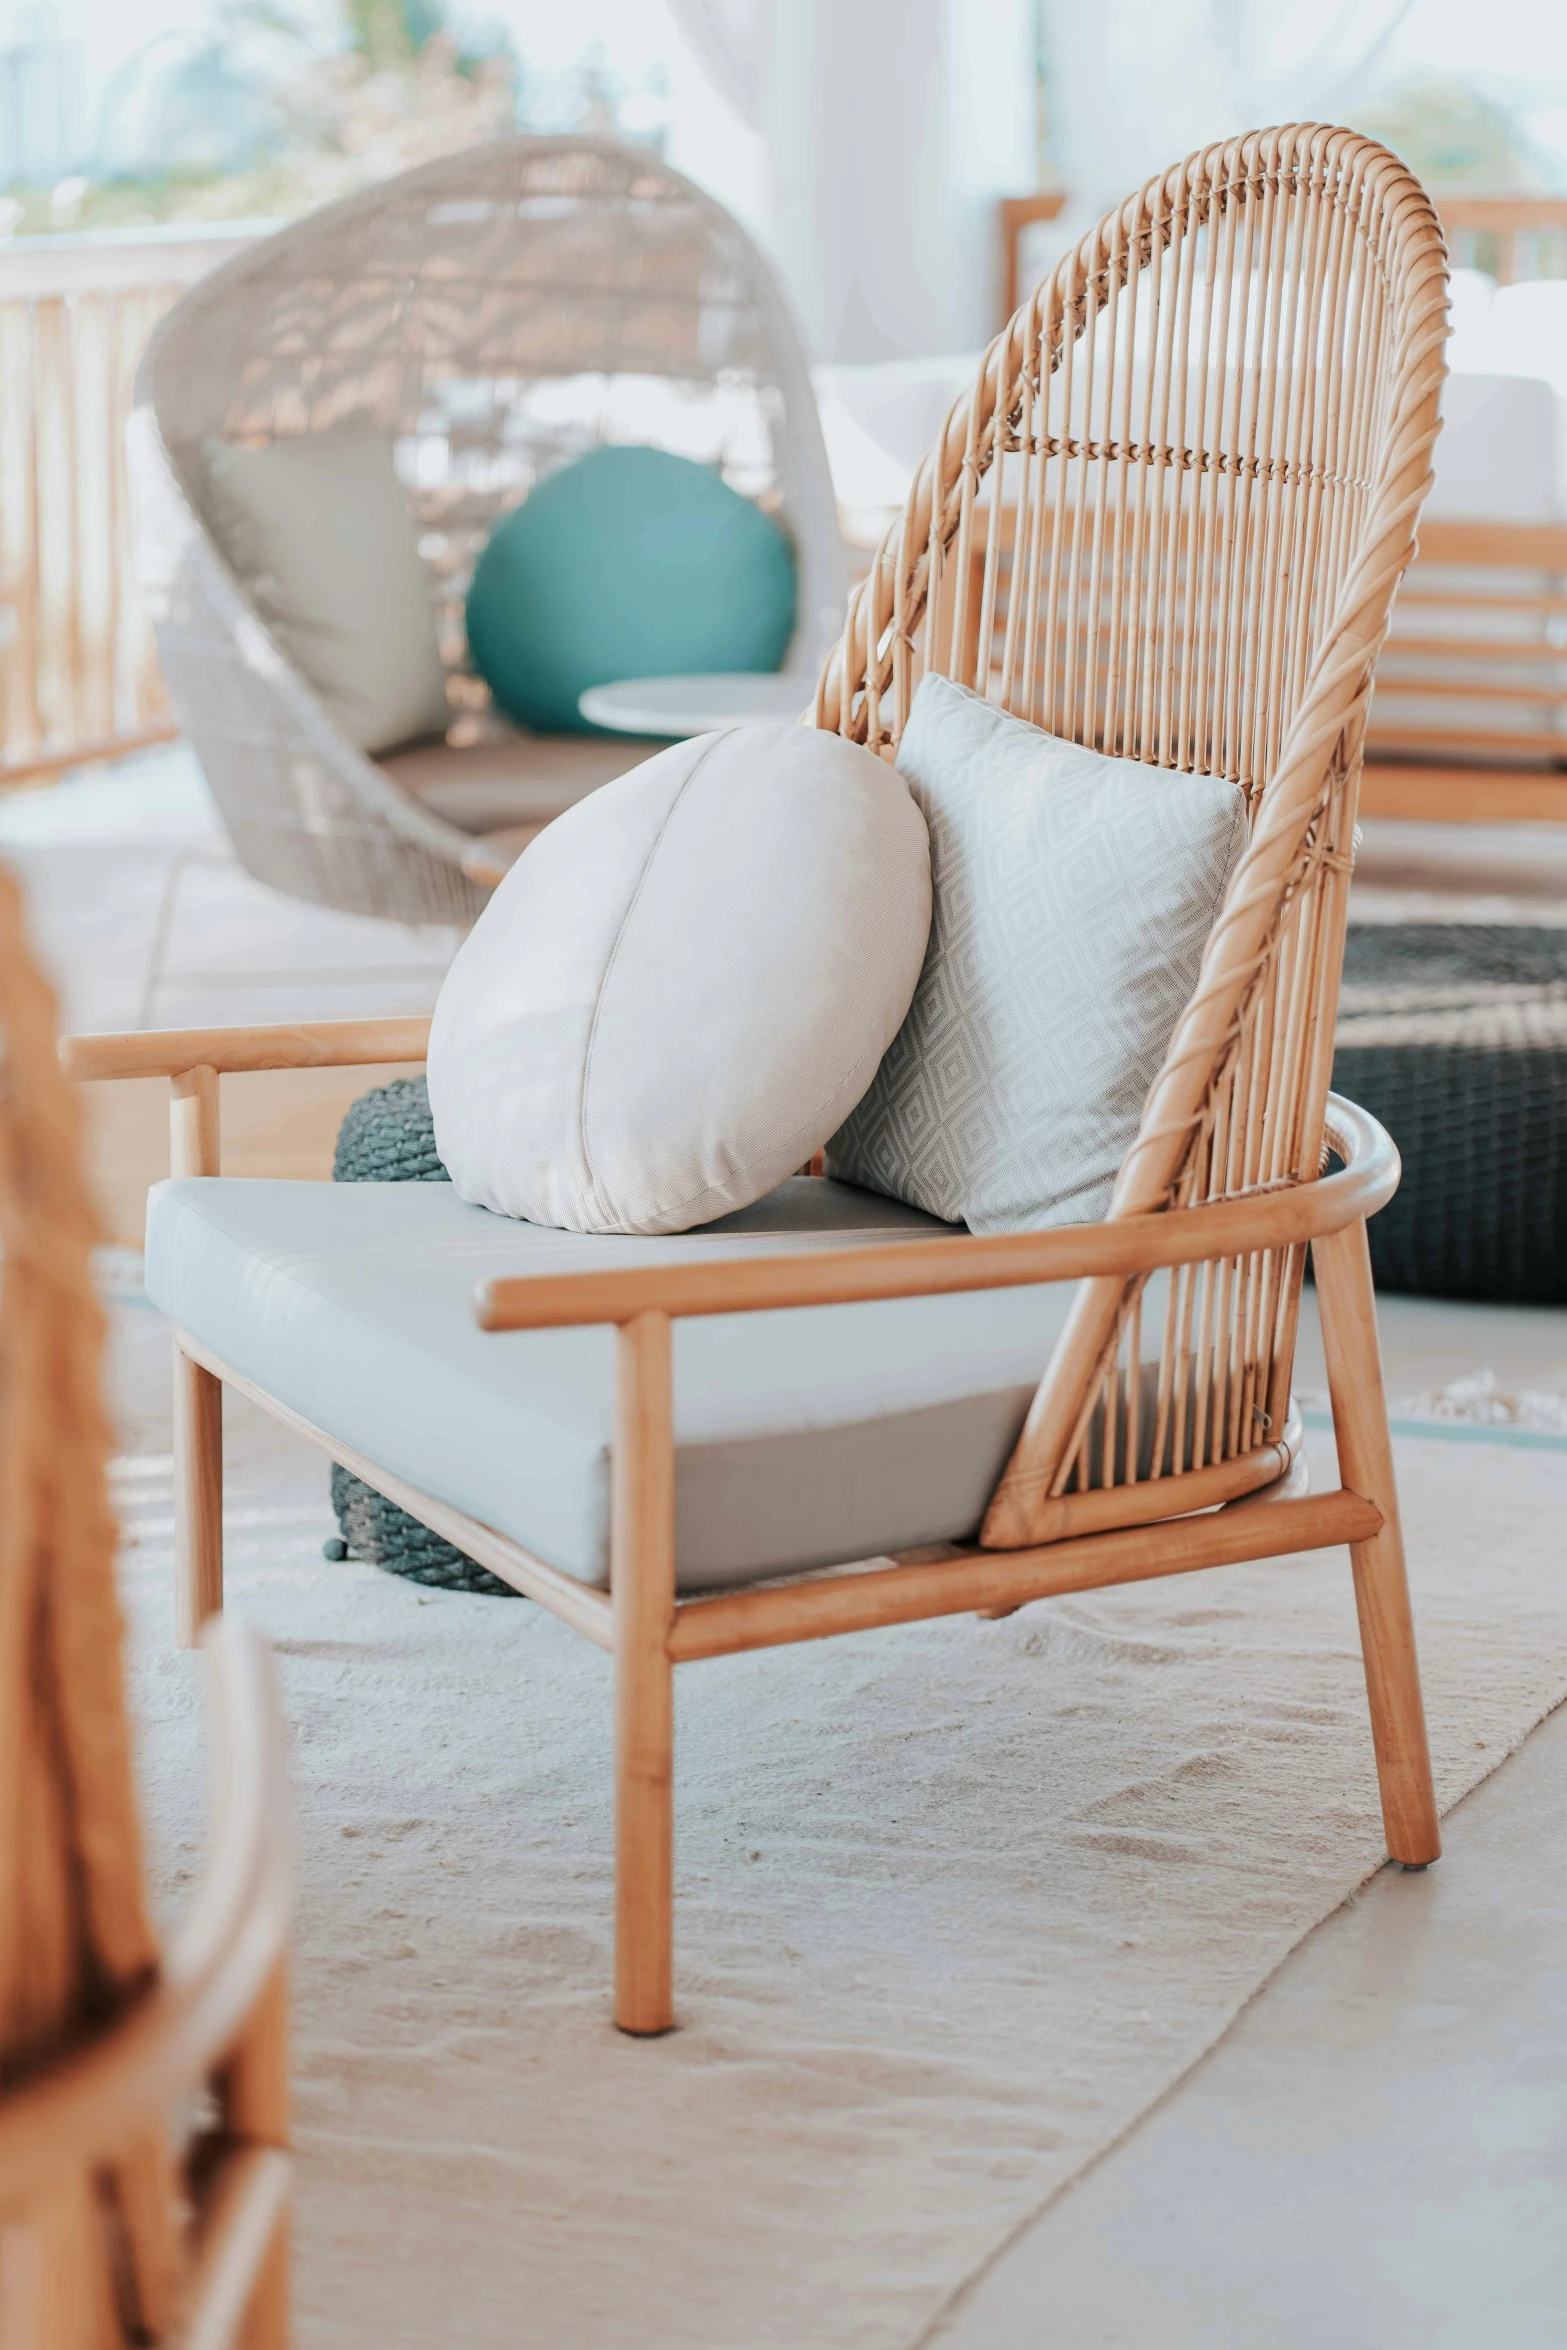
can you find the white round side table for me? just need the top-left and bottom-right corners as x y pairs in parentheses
(577, 673), (814, 738)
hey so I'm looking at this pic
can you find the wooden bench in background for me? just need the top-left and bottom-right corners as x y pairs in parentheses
(989, 190), (1567, 829)
(1364, 518), (1567, 826)
(928, 505), (1567, 827)
(1437, 194), (1567, 285)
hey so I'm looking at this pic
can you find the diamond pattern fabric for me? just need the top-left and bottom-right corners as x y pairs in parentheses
(826, 676), (1247, 1234)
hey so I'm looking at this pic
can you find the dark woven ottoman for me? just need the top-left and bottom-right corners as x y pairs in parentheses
(327, 1075), (521, 1595)
(1332, 924), (1567, 1304)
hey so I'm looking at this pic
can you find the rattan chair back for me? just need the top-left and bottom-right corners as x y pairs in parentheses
(132, 134), (844, 926)
(0, 865), (292, 2344)
(814, 125), (1448, 1545)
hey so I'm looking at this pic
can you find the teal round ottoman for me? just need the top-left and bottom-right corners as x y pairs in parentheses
(465, 443), (798, 734)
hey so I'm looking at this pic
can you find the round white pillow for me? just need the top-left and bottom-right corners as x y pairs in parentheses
(427, 722), (932, 1234)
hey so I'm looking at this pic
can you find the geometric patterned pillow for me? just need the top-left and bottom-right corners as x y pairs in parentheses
(826, 675), (1247, 1233)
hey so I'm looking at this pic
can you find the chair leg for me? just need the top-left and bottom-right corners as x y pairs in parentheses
(239, 2221), (290, 2350)
(174, 1337), (224, 1648)
(612, 1312), (677, 2035)
(229, 1956), (290, 2350)
(1313, 1219), (1441, 1867)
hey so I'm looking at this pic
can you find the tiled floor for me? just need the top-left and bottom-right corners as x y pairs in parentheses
(934, 1274), (1567, 2343)
(0, 745), (458, 1240)
(933, 1695), (1567, 2349)
(0, 742), (455, 1034)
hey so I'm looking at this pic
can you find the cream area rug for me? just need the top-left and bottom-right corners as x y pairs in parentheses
(111, 1303), (1567, 2350)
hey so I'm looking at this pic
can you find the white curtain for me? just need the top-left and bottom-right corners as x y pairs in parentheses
(1039, 0), (1419, 220)
(667, 0), (771, 131)
(665, 0), (1420, 362)
(669, 0), (1033, 362)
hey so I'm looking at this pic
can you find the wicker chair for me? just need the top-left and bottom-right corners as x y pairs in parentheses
(129, 133), (846, 927)
(70, 126), (1447, 2036)
(0, 862), (292, 2346)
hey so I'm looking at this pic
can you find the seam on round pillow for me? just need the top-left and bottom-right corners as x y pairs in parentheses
(577, 727), (738, 1226)
(619, 819), (932, 1229)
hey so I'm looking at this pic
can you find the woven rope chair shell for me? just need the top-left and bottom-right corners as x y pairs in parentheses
(131, 133), (846, 927)
(814, 123), (1449, 1549)
(0, 862), (292, 2345)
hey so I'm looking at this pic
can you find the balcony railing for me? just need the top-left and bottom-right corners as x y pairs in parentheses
(1438, 194), (1567, 286)
(0, 224), (266, 784)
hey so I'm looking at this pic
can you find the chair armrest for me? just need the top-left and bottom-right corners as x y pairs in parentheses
(59, 1016), (431, 1082)
(473, 1095), (1399, 1331)
(0, 1619), (290, 2203)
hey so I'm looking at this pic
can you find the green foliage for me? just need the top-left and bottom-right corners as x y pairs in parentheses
(1, 0), (517, 232)
(343, 0), (478, 74)
(1352, 76), (1545, 192)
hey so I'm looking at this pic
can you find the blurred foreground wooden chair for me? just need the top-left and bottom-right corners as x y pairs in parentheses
(66, 127), (1446, 2037)
(0, 864), (292, 2347)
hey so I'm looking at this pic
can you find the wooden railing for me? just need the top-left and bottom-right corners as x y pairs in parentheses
(994, 193), (1567, 338)
(1437, 195), (1567, 285)
(0, 226), (265, 784)
(996, 192), (1069, 329)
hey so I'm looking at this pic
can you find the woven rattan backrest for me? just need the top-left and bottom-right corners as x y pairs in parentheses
(144, 133), (844, 698)
(0, 861), (180, 2339)
(814, 126), (1448, 1546)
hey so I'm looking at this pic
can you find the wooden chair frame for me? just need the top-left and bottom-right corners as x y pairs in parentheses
(61, 1018), (1435, 2037)
(62, 127), (1448, 2034)
(0, 1623), (291, 2346)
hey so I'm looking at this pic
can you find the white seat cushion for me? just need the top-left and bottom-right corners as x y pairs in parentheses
(1426, 373), (1561, 524)
(143, 1175), (1077, 1591)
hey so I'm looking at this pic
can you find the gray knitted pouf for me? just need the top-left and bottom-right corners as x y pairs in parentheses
(331, 1072), (449, 1184)
(327, 1076), (521, 1596)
